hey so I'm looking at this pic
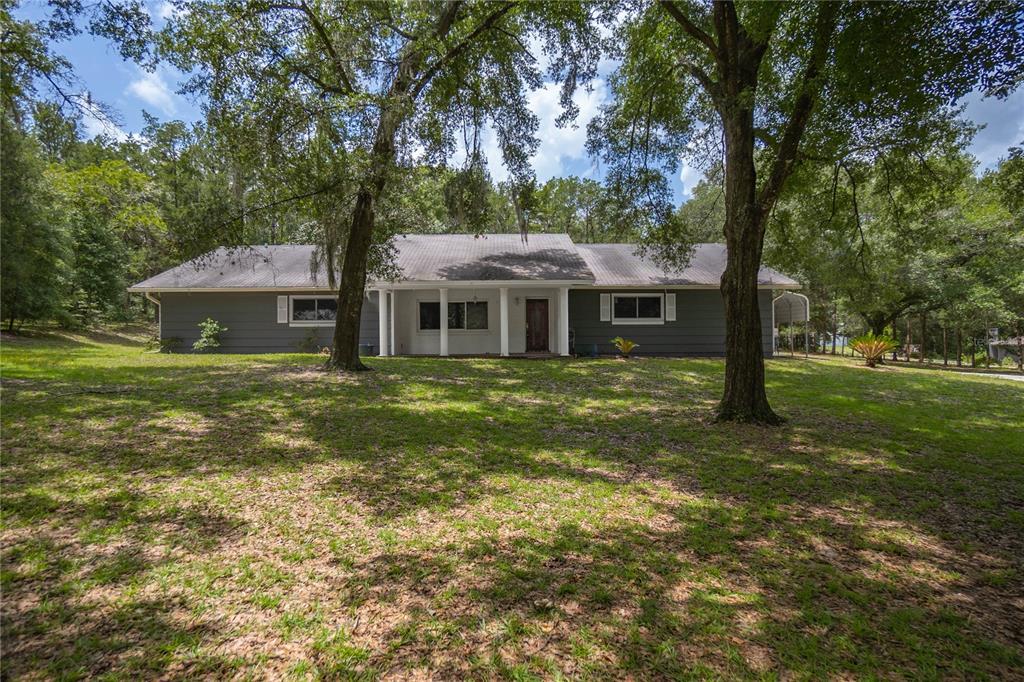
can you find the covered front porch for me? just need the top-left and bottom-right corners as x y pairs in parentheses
(372, 283), (572, 357)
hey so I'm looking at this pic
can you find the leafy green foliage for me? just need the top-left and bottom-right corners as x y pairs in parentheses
(192, 318), (227, 352)
(850, 333), (898, 368)
(765, 148), (1024, 353)
(610, 336), (638, 357)
(162, 0), (601, 288)
(0, 116), (67, 330)
(50, 159), (167, 320)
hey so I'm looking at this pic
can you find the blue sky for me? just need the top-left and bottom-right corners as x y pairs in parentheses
(21, 1), (1024, 205)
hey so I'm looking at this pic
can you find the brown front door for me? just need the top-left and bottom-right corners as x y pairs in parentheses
(526, 299), (549, 352)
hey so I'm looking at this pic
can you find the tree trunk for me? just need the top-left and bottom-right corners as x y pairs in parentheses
(919, 311), (926, 363)
(942, 325), (948, 366)
(327, 189), (376, 371)
(956, 328), (962, 367)
(716, 105), (781, 424)
(327, 106), (404, 370)
(703, 0), (834, 424)
(905, 318), (911, 362)
(831, 304), (837, 355)
(324, 4), (466, 369)
(867, 316), (887, 336)
(1017, 330), (1023, 373)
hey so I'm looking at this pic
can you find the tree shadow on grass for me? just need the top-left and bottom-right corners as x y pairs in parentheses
(1, 487), (245, 678)
(342, 510), (1022, 679)
(1, 324), (152, 348)
(2, 353), (1023, 677)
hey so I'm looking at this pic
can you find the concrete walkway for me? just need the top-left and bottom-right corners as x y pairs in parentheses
(989, 373), (1024, 383)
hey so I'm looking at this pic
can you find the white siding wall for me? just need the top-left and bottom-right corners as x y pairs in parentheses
(390, 287), (564, 355)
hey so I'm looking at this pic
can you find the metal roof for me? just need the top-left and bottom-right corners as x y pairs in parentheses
(129, 235), (800, 291)
(575, 243), (798, 288)
(773, 291), (810, 324)
(130, 245), (326, 290)
(391, 233), (593, 281)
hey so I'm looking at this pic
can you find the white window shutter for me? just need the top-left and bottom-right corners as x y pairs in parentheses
(277, 295), (289, 323)
(665, 293), (676, 322)
(600, 294), (611, 321)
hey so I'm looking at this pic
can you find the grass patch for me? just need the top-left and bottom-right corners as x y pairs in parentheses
(2, 332), (1022, 678)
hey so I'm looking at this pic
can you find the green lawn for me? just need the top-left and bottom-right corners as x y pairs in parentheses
(2, 329), (1023, 680)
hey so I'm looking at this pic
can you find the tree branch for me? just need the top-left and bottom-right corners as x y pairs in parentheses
(412, 1), (516, 97)
(216, 177), (348, 230)
(756, 1), (838, 217)
(264, 42), (351, 96)
(659, 1), (718, 57)
(841, 161), (868, 274)
(297, 0), (355, 94)
(677, 58), (721, 104)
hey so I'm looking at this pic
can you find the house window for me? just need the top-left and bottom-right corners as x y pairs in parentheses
(290, 296), (337, 326)
(419, 301), (488, 331)
(419, 302), (441, 330)
(465, 302), (488, 330)
(612, 294), (663, 325)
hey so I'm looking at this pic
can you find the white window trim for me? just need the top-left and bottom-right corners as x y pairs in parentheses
(288, 295), (338, 327)
(611, 293), (665, 325)
(417, 300), (490, 333)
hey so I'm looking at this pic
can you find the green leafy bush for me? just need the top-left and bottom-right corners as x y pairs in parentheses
(193, 318), (227, 352)
(850, 332), (898, 367)
(611, 336), (639, 358)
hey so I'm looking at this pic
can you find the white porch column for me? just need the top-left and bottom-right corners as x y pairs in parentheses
(389, 291), (395, 356)
(378, 289), (389, 357)
(439, 287), (449, 357)
(499, 287), (509, 357)
(558, 286), (570, 356)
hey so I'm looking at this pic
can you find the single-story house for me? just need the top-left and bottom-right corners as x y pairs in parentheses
(129, 233), (799, 356)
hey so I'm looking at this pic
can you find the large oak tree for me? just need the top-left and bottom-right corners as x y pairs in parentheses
(589, 0), (1022, 423)
(165, 0), (600, 369)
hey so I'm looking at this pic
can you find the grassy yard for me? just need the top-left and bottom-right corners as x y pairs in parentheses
(2, 330), (1023, 680)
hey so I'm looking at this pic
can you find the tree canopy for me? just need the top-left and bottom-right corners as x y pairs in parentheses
(587, 0), (1024, 421)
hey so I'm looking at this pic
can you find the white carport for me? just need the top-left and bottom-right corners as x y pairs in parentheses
(772, 292), (810, 357)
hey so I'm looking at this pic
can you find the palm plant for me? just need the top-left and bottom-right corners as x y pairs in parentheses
(611, 336), (639, 358)
(850, 332), (898, 367)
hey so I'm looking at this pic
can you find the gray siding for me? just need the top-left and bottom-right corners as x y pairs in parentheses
(159, 291), (379, 354)
(569, 289), (774, 357)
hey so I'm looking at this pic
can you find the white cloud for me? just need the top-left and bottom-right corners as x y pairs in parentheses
(476, 79), (607, 183)
(126, 68), (177, 117)
(156, 1), (177, 20)
(448, 79), (607, 183)
(961, 88), (1024, 171)
(81, 110), (128, 142)
(679, 162), (702, 201)
(527, 80), (606, 180)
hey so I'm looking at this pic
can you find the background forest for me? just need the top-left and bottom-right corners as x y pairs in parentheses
(2, 1), (1022, 366)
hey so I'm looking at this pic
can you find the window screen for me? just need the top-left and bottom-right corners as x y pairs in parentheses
(419, 301), (488, 330)
(612, 295), (663, 323)
(466, 302), (488, 330)
(419, 302), (440, 330)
